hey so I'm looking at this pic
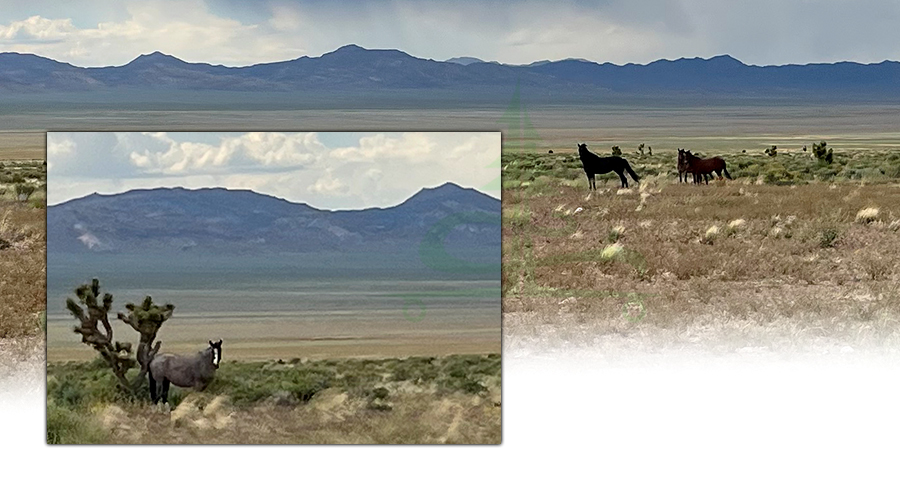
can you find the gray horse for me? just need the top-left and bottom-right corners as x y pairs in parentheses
(149, 339), (223, 404)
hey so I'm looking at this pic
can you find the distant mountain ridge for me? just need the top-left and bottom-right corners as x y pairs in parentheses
(3, 45), (900, 100)
(47, 182), (501, 257)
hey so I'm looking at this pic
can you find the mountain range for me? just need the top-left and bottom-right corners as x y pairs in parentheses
(4, 44), (900, 100)
(47, 183), (500, 260)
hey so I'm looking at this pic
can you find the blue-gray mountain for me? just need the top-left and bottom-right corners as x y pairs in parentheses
(47, 182), (500, 257)
(3, 44), (900, 101)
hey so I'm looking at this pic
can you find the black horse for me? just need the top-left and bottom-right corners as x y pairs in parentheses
(577, 143), (640, 190)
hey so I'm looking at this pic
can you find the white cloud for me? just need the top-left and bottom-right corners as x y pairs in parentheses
(0, 2), (306, 66)
(308, 169), (347, 196)
(0, 15), (77, 41)
(2, 1), (900, 67)
(46, 131), (501, 209)
(124, 132), (326, 174)
(330, 133), (436, 162)
(46, 137), (75, 171)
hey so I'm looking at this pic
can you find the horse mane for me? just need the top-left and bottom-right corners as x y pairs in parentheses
(579, 144), (602, 161)
(578, 144), (601, 160)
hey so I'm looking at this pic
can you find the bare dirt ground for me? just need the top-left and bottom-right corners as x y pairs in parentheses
(47, 314), (500, 362)
(0, 132), (44, 161)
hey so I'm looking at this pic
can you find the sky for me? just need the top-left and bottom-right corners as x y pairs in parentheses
(1, 0), (899, 67)
(46, 131), (501, 208)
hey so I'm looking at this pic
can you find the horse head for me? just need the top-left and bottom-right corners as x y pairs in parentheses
(208, 339), (223, 368)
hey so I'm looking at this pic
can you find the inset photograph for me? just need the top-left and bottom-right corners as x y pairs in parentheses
(46, 131), (500, 444)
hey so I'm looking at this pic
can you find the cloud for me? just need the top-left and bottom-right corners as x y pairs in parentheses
(46, 131), (501, 209)
(0, 15), (76, 42)
(2, 1), (900, 67)
(46, 137), (76, 170)
(0, 1), (306, 66)
(121, 132), (326, 174)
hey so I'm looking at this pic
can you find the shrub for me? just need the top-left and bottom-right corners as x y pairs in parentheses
(14, 183), (36, 201)
(601, 242), (624, 259)
(765, 145), (777, 157)
(503, 207), (531, 229)
(818, 227), (840, 248)
(764, 165), (796, 185)
(46, 401), (109, 444)
(608, 225), (625, 243)
(611, 145), (622, 156)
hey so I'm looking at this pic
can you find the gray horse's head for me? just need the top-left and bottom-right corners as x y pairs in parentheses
(208, 339), (223, 368)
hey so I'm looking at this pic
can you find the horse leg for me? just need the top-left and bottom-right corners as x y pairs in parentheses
(161, 379), (171, 405)
(149, 375), (158, 404)
(619, 172), (628, 188)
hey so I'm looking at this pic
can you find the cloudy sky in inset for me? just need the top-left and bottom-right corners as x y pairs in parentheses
(46, 131), (500, 208)
(1, 0), (899, 67)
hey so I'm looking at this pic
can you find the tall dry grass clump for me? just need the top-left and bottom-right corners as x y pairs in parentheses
(703, 225), (720, 244)
(855, 207), (880, 224)
(600, 242), (624, 260)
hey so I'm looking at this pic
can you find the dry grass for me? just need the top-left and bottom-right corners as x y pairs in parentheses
(56, 389), (501, 444)
(0, 160), (46, 394)
(503, 163), (900, 347)
(47, 355), (501, 444)
(0, 198), (46, 339)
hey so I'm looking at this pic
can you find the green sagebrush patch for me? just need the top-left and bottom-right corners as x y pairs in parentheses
(46, 354), (502, 410)
(502, 148), (900, 187)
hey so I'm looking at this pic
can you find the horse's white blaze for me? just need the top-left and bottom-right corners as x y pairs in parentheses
(212, 349), (220, 366)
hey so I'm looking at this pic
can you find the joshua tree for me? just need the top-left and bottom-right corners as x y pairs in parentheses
(765, 145), (778, 157)
(647, 146), (652, 156)
(66, 279), (174, 394)
(611, 145), (623, 156)
(118, 295), (174, 389)
(812, 141), (834, 164)
(638, 143), (645, 156)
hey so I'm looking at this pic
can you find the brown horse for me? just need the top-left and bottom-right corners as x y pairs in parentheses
(677, 149), (710, 183)
(678, 149), (731, 185)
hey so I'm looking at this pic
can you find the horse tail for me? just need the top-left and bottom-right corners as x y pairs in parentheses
(723, 164), (732, 180)
(624, 160), (640, 183)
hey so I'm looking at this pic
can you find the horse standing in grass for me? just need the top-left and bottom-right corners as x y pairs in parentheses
(679, 149), (732, 185)
(149, 339), (223, 405)
(677, 149), (710, 183)
(577, 143), (641, 190)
